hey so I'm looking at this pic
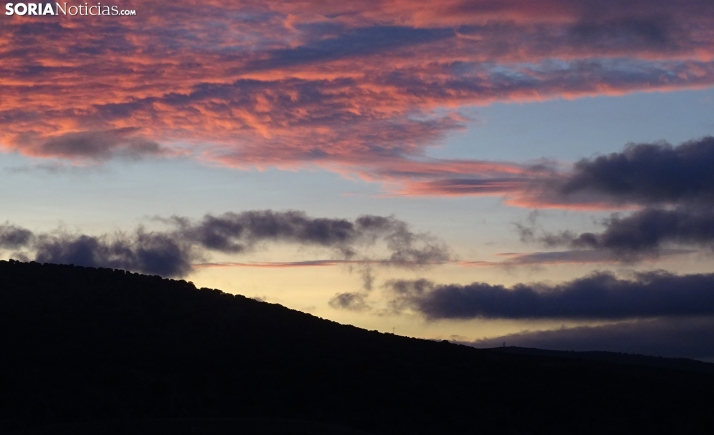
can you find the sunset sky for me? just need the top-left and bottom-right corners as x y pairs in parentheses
(2, 0), (714, 360)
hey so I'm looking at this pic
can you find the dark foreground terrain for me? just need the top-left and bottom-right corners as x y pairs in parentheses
(1, 260), (713, 435)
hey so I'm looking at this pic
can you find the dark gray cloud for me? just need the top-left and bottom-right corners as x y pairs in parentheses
(509, 138), (714, 263)
(536, 206), (714, 259)
(328, 292), (370, 312)
(0, 224), (34, 249)
(175, 210), (357, 254)
(33, 231), (194, 278)
(549, 137), (714, 206)
(18, 128), (166, 161)
(469, 317), (714, 361)
(360, 266), (375, 291)
(1, 211), (450, 277)
(386, 271), (714, 320)
(174, 211), (451, 265)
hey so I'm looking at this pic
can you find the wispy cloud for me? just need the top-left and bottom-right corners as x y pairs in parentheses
(194, 259), (448, 269)
(461, 248), (693, 267)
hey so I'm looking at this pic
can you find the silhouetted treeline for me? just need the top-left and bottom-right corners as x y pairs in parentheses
(1, 260), (714, 435)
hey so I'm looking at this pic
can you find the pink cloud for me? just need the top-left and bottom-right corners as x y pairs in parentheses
(2, 0), (714, 204)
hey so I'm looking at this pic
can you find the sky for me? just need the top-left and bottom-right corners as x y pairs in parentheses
(2, 0), (714, 360)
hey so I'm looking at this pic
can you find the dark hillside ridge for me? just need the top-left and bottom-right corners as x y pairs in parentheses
(1, 260), (714, 435)
(487, 347), (714, 374)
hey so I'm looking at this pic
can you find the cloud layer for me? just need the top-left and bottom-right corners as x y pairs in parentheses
(403, 136), (714, 206)
(533, 136), (714, 208)
(536, 206), (714, 260)
(469, 317), (714, 360)
(2, 1), (714, 184)
(0, 211), (449, 277)
(386, 271), (714, 320)
(493, 137), (714, 264)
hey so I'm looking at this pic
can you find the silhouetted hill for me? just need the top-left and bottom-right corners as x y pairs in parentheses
(487, 347), (714, 374)
(2, 260), (714, 435)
